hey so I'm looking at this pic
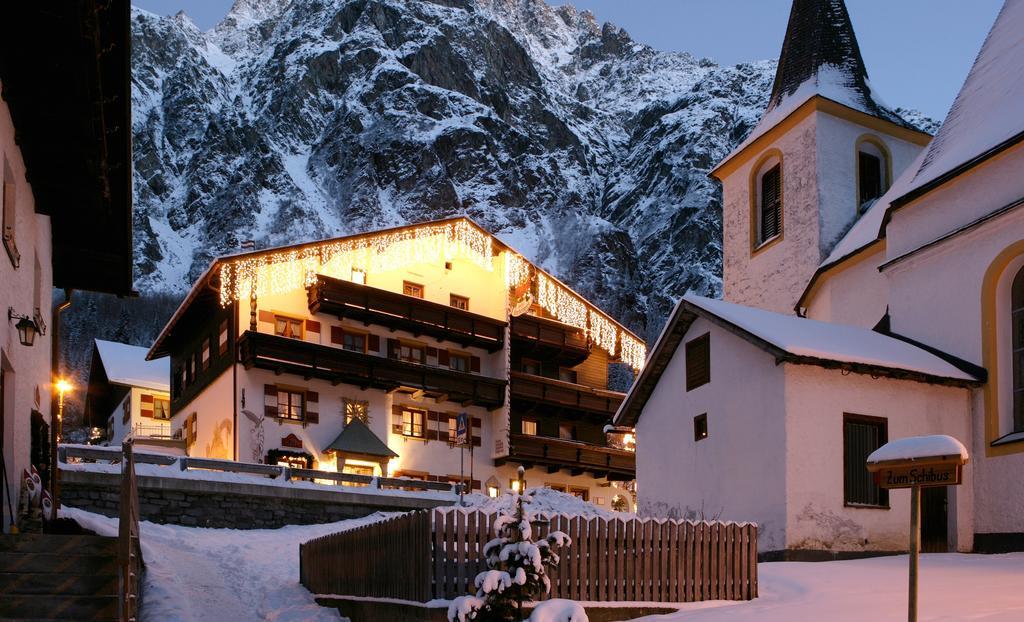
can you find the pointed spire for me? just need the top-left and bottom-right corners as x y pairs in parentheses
(766, 0), (906, 125)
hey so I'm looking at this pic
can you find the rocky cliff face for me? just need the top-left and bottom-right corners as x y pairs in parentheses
(130, 0), (777, 337)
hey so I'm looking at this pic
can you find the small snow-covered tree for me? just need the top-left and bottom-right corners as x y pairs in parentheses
(448, 470), (574, 622)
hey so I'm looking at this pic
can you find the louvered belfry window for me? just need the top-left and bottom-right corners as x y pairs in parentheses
(760, 164), (782, 244)
(685, 333), (710, 391)
(859, 151), (883, 208)
(1013, 266), (1024, 432)
(844, 415), (889, 507)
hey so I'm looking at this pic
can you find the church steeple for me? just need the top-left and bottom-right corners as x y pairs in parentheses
(766, 0), (908, 127)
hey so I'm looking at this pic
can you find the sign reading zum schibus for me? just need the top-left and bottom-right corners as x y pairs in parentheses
(873, 462), (963, 490)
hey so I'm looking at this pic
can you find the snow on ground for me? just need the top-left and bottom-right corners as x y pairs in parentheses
(466, 487), (624, 518)
(638, 553), (1024, 622)
(62, 506), (393, 622)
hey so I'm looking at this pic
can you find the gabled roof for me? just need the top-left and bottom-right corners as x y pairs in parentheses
(94, 339), (169, 392)
(713, 0), (925, 177)
(615, 294), (982, 426)
(325, 419), (398, 459)
(894, 0), (1024, 207)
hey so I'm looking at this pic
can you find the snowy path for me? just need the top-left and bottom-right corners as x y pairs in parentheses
(641, 552), (1024, 621)
(63, 507), (389, 622)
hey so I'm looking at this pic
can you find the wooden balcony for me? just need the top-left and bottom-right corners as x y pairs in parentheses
(505, 433), (635, 480)
(510, 371), (624, 418)
(510, 314), (590, 366)
(308, 275), (506, 352)
(238, 331), (506, 409)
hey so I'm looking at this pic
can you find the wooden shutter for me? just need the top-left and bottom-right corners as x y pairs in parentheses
(470, 356), (481, 373)
(760, 164), (781, 242)
(685, 333), (710, 391)
(305, 319), (321, 334)
(140, 393), (155, 418)
(264, 384), (278, 419)
(330, 326), (344, 344)
(392, 403), (404, 434)
(387, 338), (400, 359)
(258, 310), (275, 324)
(368, 334), (380, 352)
(438, 349), (450, 366)
(305, 391), (319, 424)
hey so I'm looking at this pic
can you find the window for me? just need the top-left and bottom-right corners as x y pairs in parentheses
(693, 413), (708, 442)
(399, 342), (425, 364)
(546, 483), (567, 493)
(568, 486), (589, 501)
(685, 333), (710, 391)
(448, 416), (458, 441)
(277, 389), (305, 421)
(450, 352), (470, 373)
(401, 408), (425, 438)
(344, 398), (369, 424)
(274, 315), (303, 339)
(403, 281), (424, 299)
(2, 158), (19, 267)
(342, 331), (366, 353)
(521, 358), (541, 376)
(857, 139), (889, 212)
(844, 415), (889, 507)
(521, 420), (537, 436)
(201, 338), (211, 371)
(450, 294), (469, 310)
(558, 368), (578, 384)
(559, 423), (577, 441)
(1013, 267), (1024, 432)
(218, 319), (229, 355)
(351, 268), (366, 285)
(758, 162), (782, 245)
(153, 398), (171, 421)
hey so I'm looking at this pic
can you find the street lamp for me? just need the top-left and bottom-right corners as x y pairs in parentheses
(8, 307), (41, 347)
(55, 379), (71, 445)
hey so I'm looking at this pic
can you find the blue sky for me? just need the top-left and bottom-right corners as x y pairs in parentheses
(133, 0), (1003, 120)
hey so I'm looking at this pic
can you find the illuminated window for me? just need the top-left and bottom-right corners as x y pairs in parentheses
(450, 294), (469, 310)
(351, 268), (366, 284)
(521, 420), (537, 436)
(277, 390), (305, 421)
(402, 408), (425, 438)
(403, 281), (424, 298)
(153, 398), (171, 421)
(487, 486), (500, 498)
(344, 398), (369, 424)
(693, 413), (708, 441)
(274, 315), (303, 339)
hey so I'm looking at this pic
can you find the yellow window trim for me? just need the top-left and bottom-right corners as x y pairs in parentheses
(981, 240), (1024, 457)
(748, 148), (785, 256)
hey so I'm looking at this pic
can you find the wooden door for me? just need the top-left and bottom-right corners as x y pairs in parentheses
(920, 486), (948, 553)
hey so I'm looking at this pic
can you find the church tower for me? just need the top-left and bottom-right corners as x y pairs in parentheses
(710, 0), (931, 314)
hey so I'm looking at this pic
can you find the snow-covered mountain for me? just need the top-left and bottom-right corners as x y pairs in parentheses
(130, 0), (776, 336)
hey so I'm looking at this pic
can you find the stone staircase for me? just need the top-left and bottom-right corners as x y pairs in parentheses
(0, 533), (120, 621)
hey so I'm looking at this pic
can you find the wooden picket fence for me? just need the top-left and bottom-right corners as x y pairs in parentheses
(300, 509), (757, 603)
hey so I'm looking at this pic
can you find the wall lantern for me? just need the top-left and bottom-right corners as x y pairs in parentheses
(8, 307), (42, 347)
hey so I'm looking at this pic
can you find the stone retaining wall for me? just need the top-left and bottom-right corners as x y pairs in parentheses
(60, 468), (456, 529)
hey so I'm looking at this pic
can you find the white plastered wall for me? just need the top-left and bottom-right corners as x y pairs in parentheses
(804, 244), (888, 328)
(783, 364), (973, 553)
(0, 84), (53, 532)
(107, 386), (171, 445)
(635, 317), (789, 551)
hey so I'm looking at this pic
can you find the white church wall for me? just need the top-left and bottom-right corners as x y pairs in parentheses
(783, 365), (973, 553)
(722, 112), (822, 314)
(814, 112), (923, 254)
(635, 317), (789, 552)
(804, 244), (888, 328)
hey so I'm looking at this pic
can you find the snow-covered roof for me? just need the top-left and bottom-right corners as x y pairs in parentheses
(867, 434), (968, 464)
(94, 339), (169, 392)
(715, 0), (918, 171)
(685, 295), (976, 382)
(897, 0), (1024, 202)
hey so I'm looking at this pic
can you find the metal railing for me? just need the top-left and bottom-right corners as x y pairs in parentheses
(118, 440), (143, 622)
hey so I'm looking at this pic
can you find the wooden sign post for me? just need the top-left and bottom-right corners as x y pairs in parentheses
(866, 436), (969, 622)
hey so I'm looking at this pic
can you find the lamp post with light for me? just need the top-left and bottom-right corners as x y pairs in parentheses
(52, 378), (71, 514)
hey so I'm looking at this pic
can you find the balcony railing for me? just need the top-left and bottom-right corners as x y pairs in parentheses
(505, 433), (635, 480)
(509, 371), (624, 418)
(308, 275), (506, 352)
(239, 331), (506, 409)
(129, 422), (172, 439)
(510, 314), (590, 365)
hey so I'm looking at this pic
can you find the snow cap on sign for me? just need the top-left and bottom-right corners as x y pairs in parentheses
(867, 434), (968, 464)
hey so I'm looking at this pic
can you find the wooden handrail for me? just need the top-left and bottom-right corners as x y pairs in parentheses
(118, 439), (142, 622)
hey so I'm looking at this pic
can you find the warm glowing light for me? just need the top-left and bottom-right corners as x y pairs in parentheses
(55, 379), (72, 395)
(620, 332), (646, 371)
(510, 480), (521, 493)
(487, 486), (500, 498)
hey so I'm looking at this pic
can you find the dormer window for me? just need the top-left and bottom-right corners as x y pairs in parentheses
(857, 138), (889, 212)
(753, 154), (783, 248)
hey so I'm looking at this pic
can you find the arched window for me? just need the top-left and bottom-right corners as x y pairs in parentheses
(753, 153), (782, 248)
(1013, 266), (1024, 431)
(857, 138), (890, 212)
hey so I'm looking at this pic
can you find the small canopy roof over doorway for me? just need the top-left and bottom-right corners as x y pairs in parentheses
(325, 419), (398, 474)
